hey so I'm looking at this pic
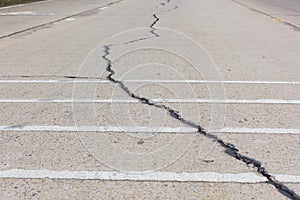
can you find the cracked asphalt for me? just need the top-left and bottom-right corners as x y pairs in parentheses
(0, 0), (300, 199)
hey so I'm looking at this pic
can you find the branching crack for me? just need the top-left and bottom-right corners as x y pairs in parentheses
(102, 0), (300, 199)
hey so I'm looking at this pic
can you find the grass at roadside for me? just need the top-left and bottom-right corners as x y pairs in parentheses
(0, 0), (44, 7)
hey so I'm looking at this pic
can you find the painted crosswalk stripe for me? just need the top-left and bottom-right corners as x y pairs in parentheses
(0, 98), (299, 104)
(0, 125), (299, 134)
(0, 169), (299, 183)
(0, 79), (299, 84)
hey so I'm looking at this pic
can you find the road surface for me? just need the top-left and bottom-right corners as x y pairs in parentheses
(237, 0), (300, 26)
(0, 0), (299, 199)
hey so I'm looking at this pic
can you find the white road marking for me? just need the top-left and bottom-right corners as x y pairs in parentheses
(0, 99), (299, 104)
(0, 169), (299, 183)
(0, 11), (55, 16)
(0, 79), (300, 84)
(0, 125), (299, 134)
(0, 11), (36, 16)
(0, 79), (99, 83)
(211, 127), (300, 134)
(99, 6), (109, 10)
(125, 80), (300, 85)
(62, 17), (76, 22)
(273, 174), (300, 183)
(0, 126), (196, 133)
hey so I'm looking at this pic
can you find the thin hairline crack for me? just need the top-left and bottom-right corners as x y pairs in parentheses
(102, 0), (300, 199)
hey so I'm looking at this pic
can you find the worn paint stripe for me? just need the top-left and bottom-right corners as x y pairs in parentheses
(0, 126), (196, 133)
(0, 169), (299, 183)
(0, 99), (299, 104)
(0, 79), (300, 84)
(0, 126), (299, 134)
(211, 127), (300, 134)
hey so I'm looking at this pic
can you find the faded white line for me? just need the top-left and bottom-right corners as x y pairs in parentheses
(211, 127), (300, 134)
(124, 80), (300, 85)
(0, 99), (299, 104)
(0, 11), (55, 16)
(0, 11), (37, 16)
(0, 79), (300, 84)
(62, 17), (76, 22)
(0, 80), (95, 83)
(273, 174), (300, 183)
(0, 126), (299, 134)
(99, 6), (109, 10)
(0, 169), (299, 183)
(0, 125), (196, 133)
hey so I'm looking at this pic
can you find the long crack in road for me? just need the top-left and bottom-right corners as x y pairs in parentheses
(103, 0), (300, 199)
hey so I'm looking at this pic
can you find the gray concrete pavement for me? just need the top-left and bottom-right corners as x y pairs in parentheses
(0, 0), (123, 38)
(235, 0), (300, 26)
(2, 179), (297, 200)
(0, 0), (299, 199)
